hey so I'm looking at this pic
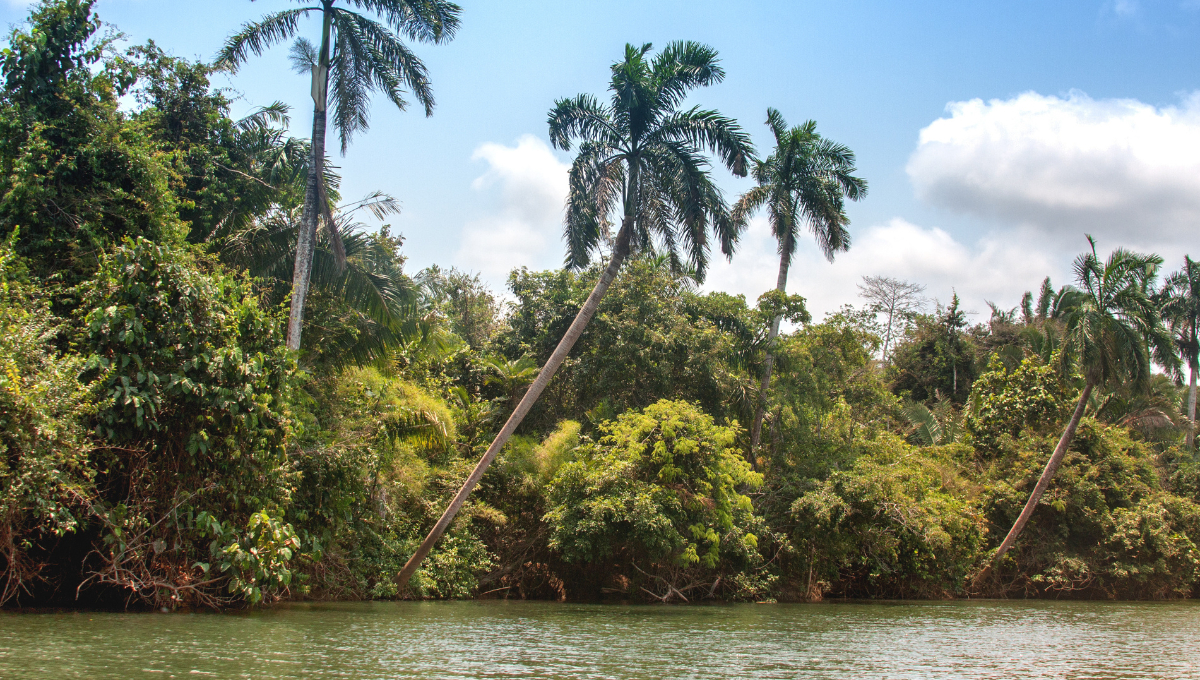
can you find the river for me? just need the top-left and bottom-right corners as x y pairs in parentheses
(2, 599), (1198, 678)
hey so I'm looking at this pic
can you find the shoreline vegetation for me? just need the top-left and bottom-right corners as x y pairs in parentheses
(3, 0), (1200, 612)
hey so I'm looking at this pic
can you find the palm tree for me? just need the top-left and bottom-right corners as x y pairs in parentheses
(992, 237), (1173, 564)
(1159, 256), (1200, 447)
(396, 41), (754, 586)
(731, 110), (866, 450)
(217, 0), (461, 351)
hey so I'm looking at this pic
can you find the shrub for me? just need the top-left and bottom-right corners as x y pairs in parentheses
(75, 238), (301, 608)
(791, 436), (986, 598)
(966, 355), (1070, 452)
(545, 400), (764, 591)
(985, 422), (1200, 598)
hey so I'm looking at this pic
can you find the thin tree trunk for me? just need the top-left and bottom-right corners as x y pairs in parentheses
(749, 247), (791, 450)
(992, 381), (1094, 565)
(881, 299), (896, 364)
(1189, 363), (1197, 448)
(286, 12), (331, 351)
(396, 223), (634, 588)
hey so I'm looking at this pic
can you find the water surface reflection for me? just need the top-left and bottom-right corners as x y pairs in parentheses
(2, 599), (1197, 678)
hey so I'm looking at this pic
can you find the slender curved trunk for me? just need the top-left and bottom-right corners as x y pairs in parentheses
(749, 244), (791, 451)
(286, 11), (331, 351)
(1188, 363), (1197, 449)
(397, 162), (643, 587)
(992, 381), (1094, 565)
(396, 223), (633, 587)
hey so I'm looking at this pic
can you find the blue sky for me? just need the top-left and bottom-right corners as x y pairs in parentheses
(4, 0), (1199, 318)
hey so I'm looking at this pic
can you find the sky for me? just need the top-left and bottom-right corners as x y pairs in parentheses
(3, 0), (1199, 321)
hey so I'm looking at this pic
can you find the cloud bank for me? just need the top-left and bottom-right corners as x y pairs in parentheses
(455, 135), (569, 283)
(703, 217), (1055, 322)
(464, 89), (1200, 324)
(907, 91), (1200, 251)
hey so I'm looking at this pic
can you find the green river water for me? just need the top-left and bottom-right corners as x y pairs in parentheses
(1, 599), (1198, 679)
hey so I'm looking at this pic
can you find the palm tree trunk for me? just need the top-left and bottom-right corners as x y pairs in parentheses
(286, 12), (331, 351)
(396, 222), (635, 588)
(992, 381), (1094, 565)
(1189, 363), (1197, 448)
(749, 247), (791, 450)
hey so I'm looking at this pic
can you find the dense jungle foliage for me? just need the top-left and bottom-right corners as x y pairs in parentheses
(3, 1), (1200, 609)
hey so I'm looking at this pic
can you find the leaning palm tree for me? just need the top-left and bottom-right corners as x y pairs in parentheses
(992, 237), (1174, 564)
(217, 0), (461, 350)
(731, 110), (866, 450)
(397, 41), (754, 586)
(1159, 256), (1200, 447)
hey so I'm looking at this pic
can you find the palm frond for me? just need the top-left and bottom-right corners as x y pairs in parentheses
(552, 43), (752, 274)
(902, 401), (943, 446)
(342, 0), (463, 43)
(216, 9), (309, 72)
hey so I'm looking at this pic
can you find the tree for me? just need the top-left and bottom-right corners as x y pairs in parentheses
(890, 293), (977, 404)
(396, 41), (753, 586)
(0, 0), (182, 280)
(992, 237), (1174, 565)
(131, 44), (307, 249)
(226, 194), (431, 367)
(858, 275), (925, 364)
(417, 265), (502, 348)
(731, 109), (866, 450)
(217, 0), (461, 351)
(1159, 256), (1200, 447)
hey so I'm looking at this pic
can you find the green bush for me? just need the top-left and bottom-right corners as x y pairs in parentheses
(966, 355), (1070, 452)
(76, 238), (301, 608)
(545, 400), (763, 574)
(791, 436), (985, 598)
(290, 366), (492, 601)
(80, 238), (296, 506)
(985, 422), (1200, 598)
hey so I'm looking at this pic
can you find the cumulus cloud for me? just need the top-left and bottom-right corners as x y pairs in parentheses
(907, 91), (1200, 252)
(455, 135), (569, 282)
(703, 217), (1059, 321)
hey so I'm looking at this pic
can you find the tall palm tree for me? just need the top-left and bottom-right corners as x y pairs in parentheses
(1159, 256), (1200, 447)
(731, 110), (866, 450)
(992, 237), (1174, 564)
(397, 41), (754, 586)
(217, 0), (461, 350)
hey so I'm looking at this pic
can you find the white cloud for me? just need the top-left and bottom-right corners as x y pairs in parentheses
(906, 91), (1200, 253)
(455, 135), (569, 282)
(1113, 0), (1140, 16)
(703, 217), (1060, 321)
